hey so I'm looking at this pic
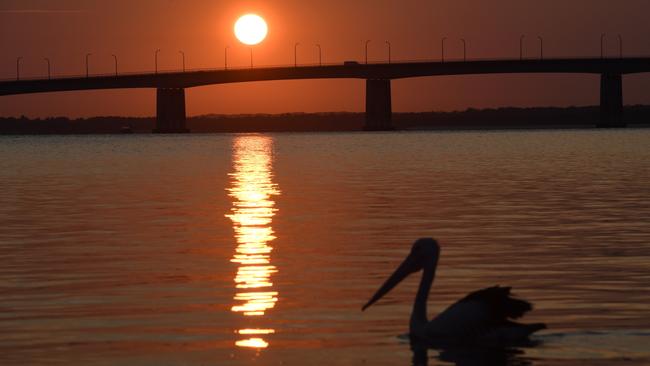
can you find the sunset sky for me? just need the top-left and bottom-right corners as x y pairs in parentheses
(1, 0), (650, 118)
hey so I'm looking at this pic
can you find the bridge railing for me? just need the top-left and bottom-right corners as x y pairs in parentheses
(1, 55), (648, 83)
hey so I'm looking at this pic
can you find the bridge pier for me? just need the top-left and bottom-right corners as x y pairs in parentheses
(154, 88), (189, 133)
(598, 73), (625, 128)
(364, 79), (393, 131)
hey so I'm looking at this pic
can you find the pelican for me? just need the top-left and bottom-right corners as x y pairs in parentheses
(362, 238), (546, 345)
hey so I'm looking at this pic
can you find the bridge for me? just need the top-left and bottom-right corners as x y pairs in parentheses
(2, 57), (649, 132)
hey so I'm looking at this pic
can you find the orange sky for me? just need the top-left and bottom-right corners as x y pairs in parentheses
(1, 0), (650, 118)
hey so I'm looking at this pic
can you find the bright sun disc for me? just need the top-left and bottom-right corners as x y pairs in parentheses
(234, 14), (268, 46)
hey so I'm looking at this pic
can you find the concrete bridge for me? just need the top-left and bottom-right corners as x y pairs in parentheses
(2, 57), (649, 132)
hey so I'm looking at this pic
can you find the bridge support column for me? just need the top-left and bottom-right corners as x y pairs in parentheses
(364, 79), (393, 131)
(154, 88), (189, 133)
(598, 73), (625, 128)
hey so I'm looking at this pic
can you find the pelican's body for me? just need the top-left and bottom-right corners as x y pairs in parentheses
(363, 238), (545, 345)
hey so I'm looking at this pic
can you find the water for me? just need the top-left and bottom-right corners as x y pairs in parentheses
(1, 129), (649, 365)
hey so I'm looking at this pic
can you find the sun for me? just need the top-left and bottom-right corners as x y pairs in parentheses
(234, 14), (268, 46)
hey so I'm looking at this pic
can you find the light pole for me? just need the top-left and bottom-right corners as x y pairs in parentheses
(365, 40), (371, 64)
(155, 49), (160, 74)
(316, 44), (322, 66)
(44, 58), (51, 79)
(618, 34), (623, 58)
(461, 38), (467, 61)
(16, 57), (22, 81)
(601, 33), (606, 59)
(441, 37), (447, 62)
(294, 42), (300, 67)
(520, 35), (525, 60)
(179, 51), (185, 72)
(111, 54), (118, 76)
(250, 48), (253, 68)
(225, 46), (229, 70)
(85, 53), (92, 78)
(538, 36), (544, 60)
(385, 41), (391, 64)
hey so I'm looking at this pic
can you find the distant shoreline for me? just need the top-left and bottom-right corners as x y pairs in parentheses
(1, 105), (649, 134)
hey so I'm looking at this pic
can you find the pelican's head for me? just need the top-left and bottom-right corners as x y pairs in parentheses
(362, 238), (440, 311)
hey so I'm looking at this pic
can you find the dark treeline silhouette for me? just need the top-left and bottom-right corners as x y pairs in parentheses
(1, 105), (649, 134)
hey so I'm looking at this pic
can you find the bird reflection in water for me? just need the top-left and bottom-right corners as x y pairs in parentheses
(226, 135), (280, 349)
(411, 341), (535, 366)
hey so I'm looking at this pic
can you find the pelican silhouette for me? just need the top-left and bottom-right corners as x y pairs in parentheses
(363, 238), (546, 345)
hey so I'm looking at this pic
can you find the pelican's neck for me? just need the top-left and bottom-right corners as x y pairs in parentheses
(410, 261), (437, 332)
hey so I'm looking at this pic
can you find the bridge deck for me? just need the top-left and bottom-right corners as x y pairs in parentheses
(2, 58), (650, 96)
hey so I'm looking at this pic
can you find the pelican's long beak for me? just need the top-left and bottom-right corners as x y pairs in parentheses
(362, 255), (416, 311)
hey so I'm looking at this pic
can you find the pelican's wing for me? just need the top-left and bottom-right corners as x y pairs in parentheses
(426, 286), (536, 339)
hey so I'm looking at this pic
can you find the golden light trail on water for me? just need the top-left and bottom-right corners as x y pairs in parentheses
(226, 135), (280, 349)
(235, 338), (269, 349)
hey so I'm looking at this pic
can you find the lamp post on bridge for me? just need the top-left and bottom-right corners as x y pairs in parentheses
(44, 58), (51, 79)
(111, 54), (118, 76)
(461, 38), (467, 62)
(294, 42), (300, 67)
(250, 48), (253, 68)
(179, 51), (185, 72)
(538, 36), (544, 60)
(599, 34), (622, 58)
(365, 40), (371, 64)
(85, 53), (92, 78)
(385, 41), (391, 64)
(225, 46), (229, 70)
(520, 35), (525, 60)
(316, 44), (322, 66)
(155, 49), (161, 74)
(16, 57), (22, 81)
(441, 37), (447, 63)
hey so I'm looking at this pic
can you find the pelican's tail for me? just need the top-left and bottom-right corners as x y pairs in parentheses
(482, 321), (547, 344)
(525, 322), (547, 334)
(513, 321), (547, 338)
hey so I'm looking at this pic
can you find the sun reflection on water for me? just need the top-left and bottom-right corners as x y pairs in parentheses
(226, 135), (280, 349)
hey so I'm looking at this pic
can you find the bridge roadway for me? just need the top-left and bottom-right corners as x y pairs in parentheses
(2, 57), (649, 131)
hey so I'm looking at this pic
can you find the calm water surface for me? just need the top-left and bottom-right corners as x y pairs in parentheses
(1, 130), (649, 365)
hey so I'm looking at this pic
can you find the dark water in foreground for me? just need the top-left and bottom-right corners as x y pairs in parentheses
(1, 130), (649, 365)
